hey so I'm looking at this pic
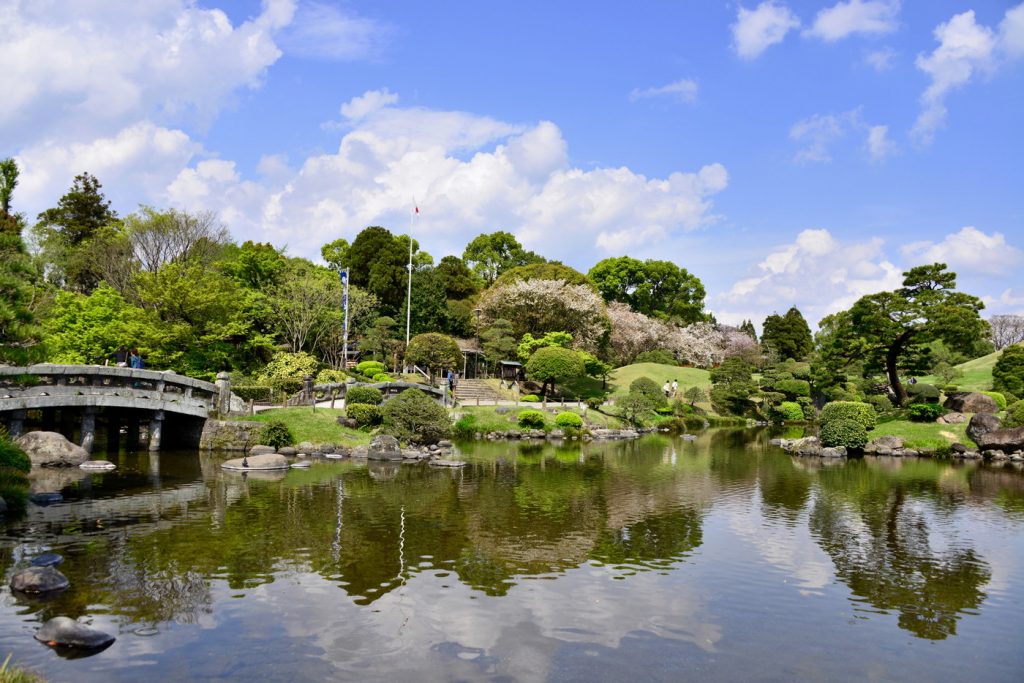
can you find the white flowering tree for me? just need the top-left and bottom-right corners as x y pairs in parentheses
(479, 279), (608, 352)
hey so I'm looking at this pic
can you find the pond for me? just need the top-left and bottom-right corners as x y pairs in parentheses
(2, 430), (1023, 682)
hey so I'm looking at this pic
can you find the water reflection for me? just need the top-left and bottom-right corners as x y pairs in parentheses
(1, 433), (1023, 681)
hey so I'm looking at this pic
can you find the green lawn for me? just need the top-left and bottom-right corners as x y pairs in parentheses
(920, 342), (1021, 392)
(608, 363), (711, 397)
(234, 407), (371, 445)
(869, 419), (969, 451)
(455, 404), (629, 431)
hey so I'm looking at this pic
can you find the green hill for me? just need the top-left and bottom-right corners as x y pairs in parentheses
(609, 362), (711, 397)
(922, 342), (1021, 392)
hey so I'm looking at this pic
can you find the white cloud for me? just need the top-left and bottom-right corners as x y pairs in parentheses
(732, 1), (800, 59)
(900, 226), (1024, 275)
(340, 88), (400, 120)
(629, 79), (699, 104)
(806, 0), (900, 42)
(864, 46), (897, 71)
(163, 96), (727, 263)
(0, 0), (296, 143)
(912, 4), (1024, 145)
(866, 124), (896, 162)
(277, 1), (391, 61)
(718, 229), (902, 326)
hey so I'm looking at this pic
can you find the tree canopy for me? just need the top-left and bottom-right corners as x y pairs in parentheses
(761, 307), (813, 361)
(587, 256), (706, 323)
(462, 231), (543, 285)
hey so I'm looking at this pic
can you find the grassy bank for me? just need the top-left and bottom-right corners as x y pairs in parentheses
(608, 363), (712, 397)
(233, 407), (371, 445)
(869, 420), (969, 451)
(454, 405), (630, 434)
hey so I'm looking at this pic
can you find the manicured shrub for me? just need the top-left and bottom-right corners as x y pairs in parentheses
(979, 391), (1007, 411)
(1004, 400), (1024, 429)
(776, 379), (811, 399)
(233, 385), (273, 402)
(346, 403), (382, 427)
(258, 420), (294, 449)
(630, 377), (667, 408)
(355, 360), (387, 377)
(993, 344), (1024, 397)
(345, 386), (383, 406)
(942, 385), (959, 394)
(773, 401), (804, 422)
(520, 394), (540, 402)
(380, 389), (452, 444)
(866, 394), (893, 413)
(906, 383), (940, 404)
(555, 412), (584, 429)
(372, 373), (392, 383)
(633, 350), (677, 366)
(907, 403), (947, 422)
(315, 369), (348, 385)
(257, 351), (321, 390)
(797, 396), (816, 420)
(518, 410), (547, 428)
(820, 401), (877, 430)
(820, 418), (868, 450)
(586, 396), (605, 410)
(453, 415), (477, 439)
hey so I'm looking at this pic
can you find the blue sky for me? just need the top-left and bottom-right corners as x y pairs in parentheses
(3, 0), (1022, 327)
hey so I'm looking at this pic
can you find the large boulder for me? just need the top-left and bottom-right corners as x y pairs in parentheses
(976, 427), (1024, 452)
(865, 435), (904, 454)
(16, 431), (88, 467)
(221, 453), (289, 470)
(10, 566), (70, 594)
(367, 435), (403, 461)
(35, 617), (115, 650)
(967, 413), (1002, 445)
(945, 392), (999, 414)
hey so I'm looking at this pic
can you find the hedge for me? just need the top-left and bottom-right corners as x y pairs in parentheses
(979, 391), (1007, 411)
(234, 385), (273, 403)
(555, 412), (584, 428)
(820, 401), (877, 430)
(355, 360), (387, 377)
(1004, 400), (1024, 429)
(346, 403), (382, 427)
(518, 410), (546, 428)
(346, 386), (384, 406)
(820, 418), (868, 450)
(773, 401), (804, 422)
(906, 383), (940, 404)
(776, 379), (811, 399)
(907, 403), (946, 422)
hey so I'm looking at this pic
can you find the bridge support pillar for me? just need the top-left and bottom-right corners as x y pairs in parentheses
(81, 407), (96, 454)
(216, 372), (232, 414)
(149, 410), (165, 452)
(7, 410), (26, 438)
(106, 413), (121, 453)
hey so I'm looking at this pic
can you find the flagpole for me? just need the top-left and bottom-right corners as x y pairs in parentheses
(405, 203), (416, 349)
(340, 267), (350, 370)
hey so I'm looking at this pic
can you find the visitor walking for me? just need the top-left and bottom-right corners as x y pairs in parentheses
(671, 379), (678, 397)
(663, 380), (671, 398)
(129, 348), (144, 369)
(113, 345), (128, 367)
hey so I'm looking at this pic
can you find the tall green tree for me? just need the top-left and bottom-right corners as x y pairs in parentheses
(405, 332), (462, 384)
(346, 226), (418, 317)
(992, 344), (1024, 397)
(0, 158), (40, 361)
(435, 255), (482, 300)
(587, 256), (706, 323)
(480, 318), (518, 368)
(761, 307), (813, 361)
(824, 264), (987, 406)
(0, 158), (22, 234)
(462, 231), (543, 285)
(739, 319), (757, 341)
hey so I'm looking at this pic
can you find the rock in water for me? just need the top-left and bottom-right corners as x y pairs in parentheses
(967, 413), (1002, 445)
(10, 566), (70, 594)
(976, 427), (1024, 453)
(368, 435), (403, 461)
(221, 453), (289, 470)
(80, 460), (116, 470)
(944, 392), (999, 414)
(29, 552), (64, 568)
(35, 617), (115, 649)
(15, 431), (88, 467)
(248, 444), (277, 455)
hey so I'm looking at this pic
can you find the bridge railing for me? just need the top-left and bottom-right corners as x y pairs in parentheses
(0, 364), (219, 418)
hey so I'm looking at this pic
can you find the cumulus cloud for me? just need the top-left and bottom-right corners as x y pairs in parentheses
(732, 1), (800, 59)
(912, 4), (1024, 145)
(717, 229), (902, 326)
(806, 0), (900, 42)
(629, 79), (699, 104)
(865, 125), (896, 162)
(900, 226), (1024, 275)
(159, 96), (728, 262)
(864, 46), (897, 71)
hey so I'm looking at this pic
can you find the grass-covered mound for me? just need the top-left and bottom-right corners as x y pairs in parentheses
(869, 420), (968, 452)
(233, 408), (371, 445)
(609, 363), (711, 398)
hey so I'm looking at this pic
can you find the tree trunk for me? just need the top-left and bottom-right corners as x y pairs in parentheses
(887, 331), (913, 406)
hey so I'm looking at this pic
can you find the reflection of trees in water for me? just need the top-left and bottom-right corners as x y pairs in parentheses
(590, 507), (702, 571)
(757, 454), (812, 524)
(810, 461), (991, 640)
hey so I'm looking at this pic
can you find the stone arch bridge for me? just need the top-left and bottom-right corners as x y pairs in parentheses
(0, 365), (224, 453)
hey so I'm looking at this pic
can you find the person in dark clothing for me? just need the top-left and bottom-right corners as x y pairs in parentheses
(113, 345), (128, 367)
(129, 348), (144, 369)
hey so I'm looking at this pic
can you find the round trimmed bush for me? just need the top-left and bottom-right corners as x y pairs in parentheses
(820, 418), (868, 450)
(819, 401), (877, 430)
(346, 386), (383, 406)
(1004, 400), (1024, 428)
(555, 411), (584, 428)
(906, 382), (940, 404)
(258, 420), (294, 449)
(355, 360), (387, 377)
(315, 369), (348, 385)
(518, 410), (546, 428)
(630, 377), (668, 407)
(773, 401), (804, 422)
(907, 402), (946, 422)
(520, 394), (540, 402)
(866, 394), (893, 413)
(346, 403), (382, 427)
(979, 391), (1007, 411)
(380, 389), (452, 444)
(776, 379), (811, 399)
(372, 373), (392, 383)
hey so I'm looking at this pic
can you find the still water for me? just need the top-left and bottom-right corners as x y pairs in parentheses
(2, 430), (1023, 682)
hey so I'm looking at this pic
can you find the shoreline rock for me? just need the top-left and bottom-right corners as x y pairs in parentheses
(10, 566), (70, 595)
(16, 431), (88, 468)
(221, 453), (289, 471)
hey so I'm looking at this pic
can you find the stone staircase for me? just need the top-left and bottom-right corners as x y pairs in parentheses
(454, 379), (503, 404)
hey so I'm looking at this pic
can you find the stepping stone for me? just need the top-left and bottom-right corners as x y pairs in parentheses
(80, 460), (116, 470)
(10, 566), (70, 594)
(35, 617), (115, 650)
(29, 492), (63, 505)
(29, 553), (64, 568)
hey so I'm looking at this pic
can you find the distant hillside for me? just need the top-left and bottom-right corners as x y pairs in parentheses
(923, 342), (1022, 392)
